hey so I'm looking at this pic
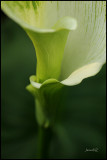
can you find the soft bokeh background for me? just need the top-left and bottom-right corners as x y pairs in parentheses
(1, 12), (106, 159)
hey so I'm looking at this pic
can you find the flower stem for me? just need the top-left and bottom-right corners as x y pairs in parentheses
(37, 126), (52, 159)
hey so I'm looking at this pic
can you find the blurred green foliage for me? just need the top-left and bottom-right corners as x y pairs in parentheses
(1, 14), (106, 159)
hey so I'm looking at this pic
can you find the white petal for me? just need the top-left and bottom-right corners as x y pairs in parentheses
(60, 1), (106, 84)
(61, 63), (103, 86)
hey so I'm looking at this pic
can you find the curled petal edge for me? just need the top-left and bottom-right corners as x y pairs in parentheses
(30, 62), (104, 89)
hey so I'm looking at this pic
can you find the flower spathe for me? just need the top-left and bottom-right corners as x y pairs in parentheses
(1, 1), (106, 88)
(1, 1), (106, 127)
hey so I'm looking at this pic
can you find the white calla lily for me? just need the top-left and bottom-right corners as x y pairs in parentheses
(1, 1), (106, 88)
(1, 1), (106, 127)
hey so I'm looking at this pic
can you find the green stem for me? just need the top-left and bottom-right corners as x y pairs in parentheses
(37, 126), (53, 159)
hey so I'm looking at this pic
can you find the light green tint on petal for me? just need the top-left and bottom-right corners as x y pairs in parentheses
(1, 1), (77, 83)
(1, 1), (76, 32)
(1, 1), (48, 30)
(25, 26), (71, 82)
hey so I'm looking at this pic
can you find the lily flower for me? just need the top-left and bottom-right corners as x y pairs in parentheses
(1, 1), (106, 127)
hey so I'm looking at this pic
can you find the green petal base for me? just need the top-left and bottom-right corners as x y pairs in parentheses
(26, 76), (64, 128)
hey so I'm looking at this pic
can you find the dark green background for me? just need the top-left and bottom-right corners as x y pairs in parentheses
(1, 13), (106, 159)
